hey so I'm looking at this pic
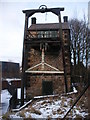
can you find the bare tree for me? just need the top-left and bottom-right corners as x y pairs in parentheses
(69, 18), (89, 68)
(69, 18), (90, 85)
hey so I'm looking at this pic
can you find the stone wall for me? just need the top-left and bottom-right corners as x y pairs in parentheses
(26, 75), (65, 99)
(26, 75), (71, 99)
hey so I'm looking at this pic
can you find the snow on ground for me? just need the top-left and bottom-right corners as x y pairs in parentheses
(1, 88), (21, 115)
(17, 88), (21, 99)
(1, 90), (12, 115)
(1, 86), (88, 119)
(6, 78), (21, 83)
(73, 87), (78, 93)
(10, 93), (88, 119)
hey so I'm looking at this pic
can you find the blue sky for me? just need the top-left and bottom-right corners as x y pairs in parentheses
(0, 0), (89, 65)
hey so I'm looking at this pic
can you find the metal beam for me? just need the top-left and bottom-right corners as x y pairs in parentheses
(22, 7), (64, 17)
(58, 13), (68, 93)
(27, 63), (42, 71)
(44, 63), (59, 71)
(25, 70), (64, 74)
(25, 38), (61, 44)
(21, 14), (29, 106)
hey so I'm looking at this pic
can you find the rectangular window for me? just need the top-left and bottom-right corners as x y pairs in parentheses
(37, 30), (58, 38)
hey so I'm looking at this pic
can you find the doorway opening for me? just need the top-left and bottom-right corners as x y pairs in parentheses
(42, 80), (53, 95)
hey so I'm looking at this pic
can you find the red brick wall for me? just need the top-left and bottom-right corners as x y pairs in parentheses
(2, 80), (21, 90)
(2, 81), (8, 89)
(26, 29), (71, 98)
(26, 75), (65, 98)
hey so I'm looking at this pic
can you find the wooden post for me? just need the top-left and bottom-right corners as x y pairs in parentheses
(58, 12), (68, 93)
(21, 14), (28, 106)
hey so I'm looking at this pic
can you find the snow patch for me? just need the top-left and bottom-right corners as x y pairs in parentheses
(10, 93), (88, 119)
(17, 88), (21, 99)
(10, 114), (23, 119)
(73, 87), (78, 93)
(6, 78), (21, 83)
(1, 90), (12, 114)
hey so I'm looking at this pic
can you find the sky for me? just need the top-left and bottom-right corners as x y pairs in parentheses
(0, 0), (89, 65)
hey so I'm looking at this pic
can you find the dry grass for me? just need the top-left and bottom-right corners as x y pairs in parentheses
(29, 107), (41, 115)
(57, 108), (64, 114)
(19, 106), (41, 117)
(2, 111), (11, 120)
(2, 114), (9, 120)
(6, 93), (89, 119)
(19, 110), (26, 118)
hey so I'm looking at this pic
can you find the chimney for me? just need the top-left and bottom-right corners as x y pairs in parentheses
(63, 16), (68, 22)
(31, 17), (36, 24)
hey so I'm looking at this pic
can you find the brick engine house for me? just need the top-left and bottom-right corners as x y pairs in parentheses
(21, 6), (71, 104)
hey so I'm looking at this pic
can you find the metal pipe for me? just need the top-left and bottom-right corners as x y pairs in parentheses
(41, 48), (45, 70)
(25, 70), (64, 74)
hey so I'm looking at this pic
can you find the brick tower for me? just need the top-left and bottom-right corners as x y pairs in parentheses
(21, 6), (71, 105)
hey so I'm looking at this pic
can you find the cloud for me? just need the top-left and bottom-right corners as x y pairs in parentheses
(0, 2), (88, 64)
(0, 3), (25, 64)
(0, 0), (89, 3)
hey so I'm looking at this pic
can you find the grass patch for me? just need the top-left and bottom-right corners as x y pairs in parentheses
(19, 110), (26, 118)
(30, 107), (41, 115)
(2, 112), (10, 120)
